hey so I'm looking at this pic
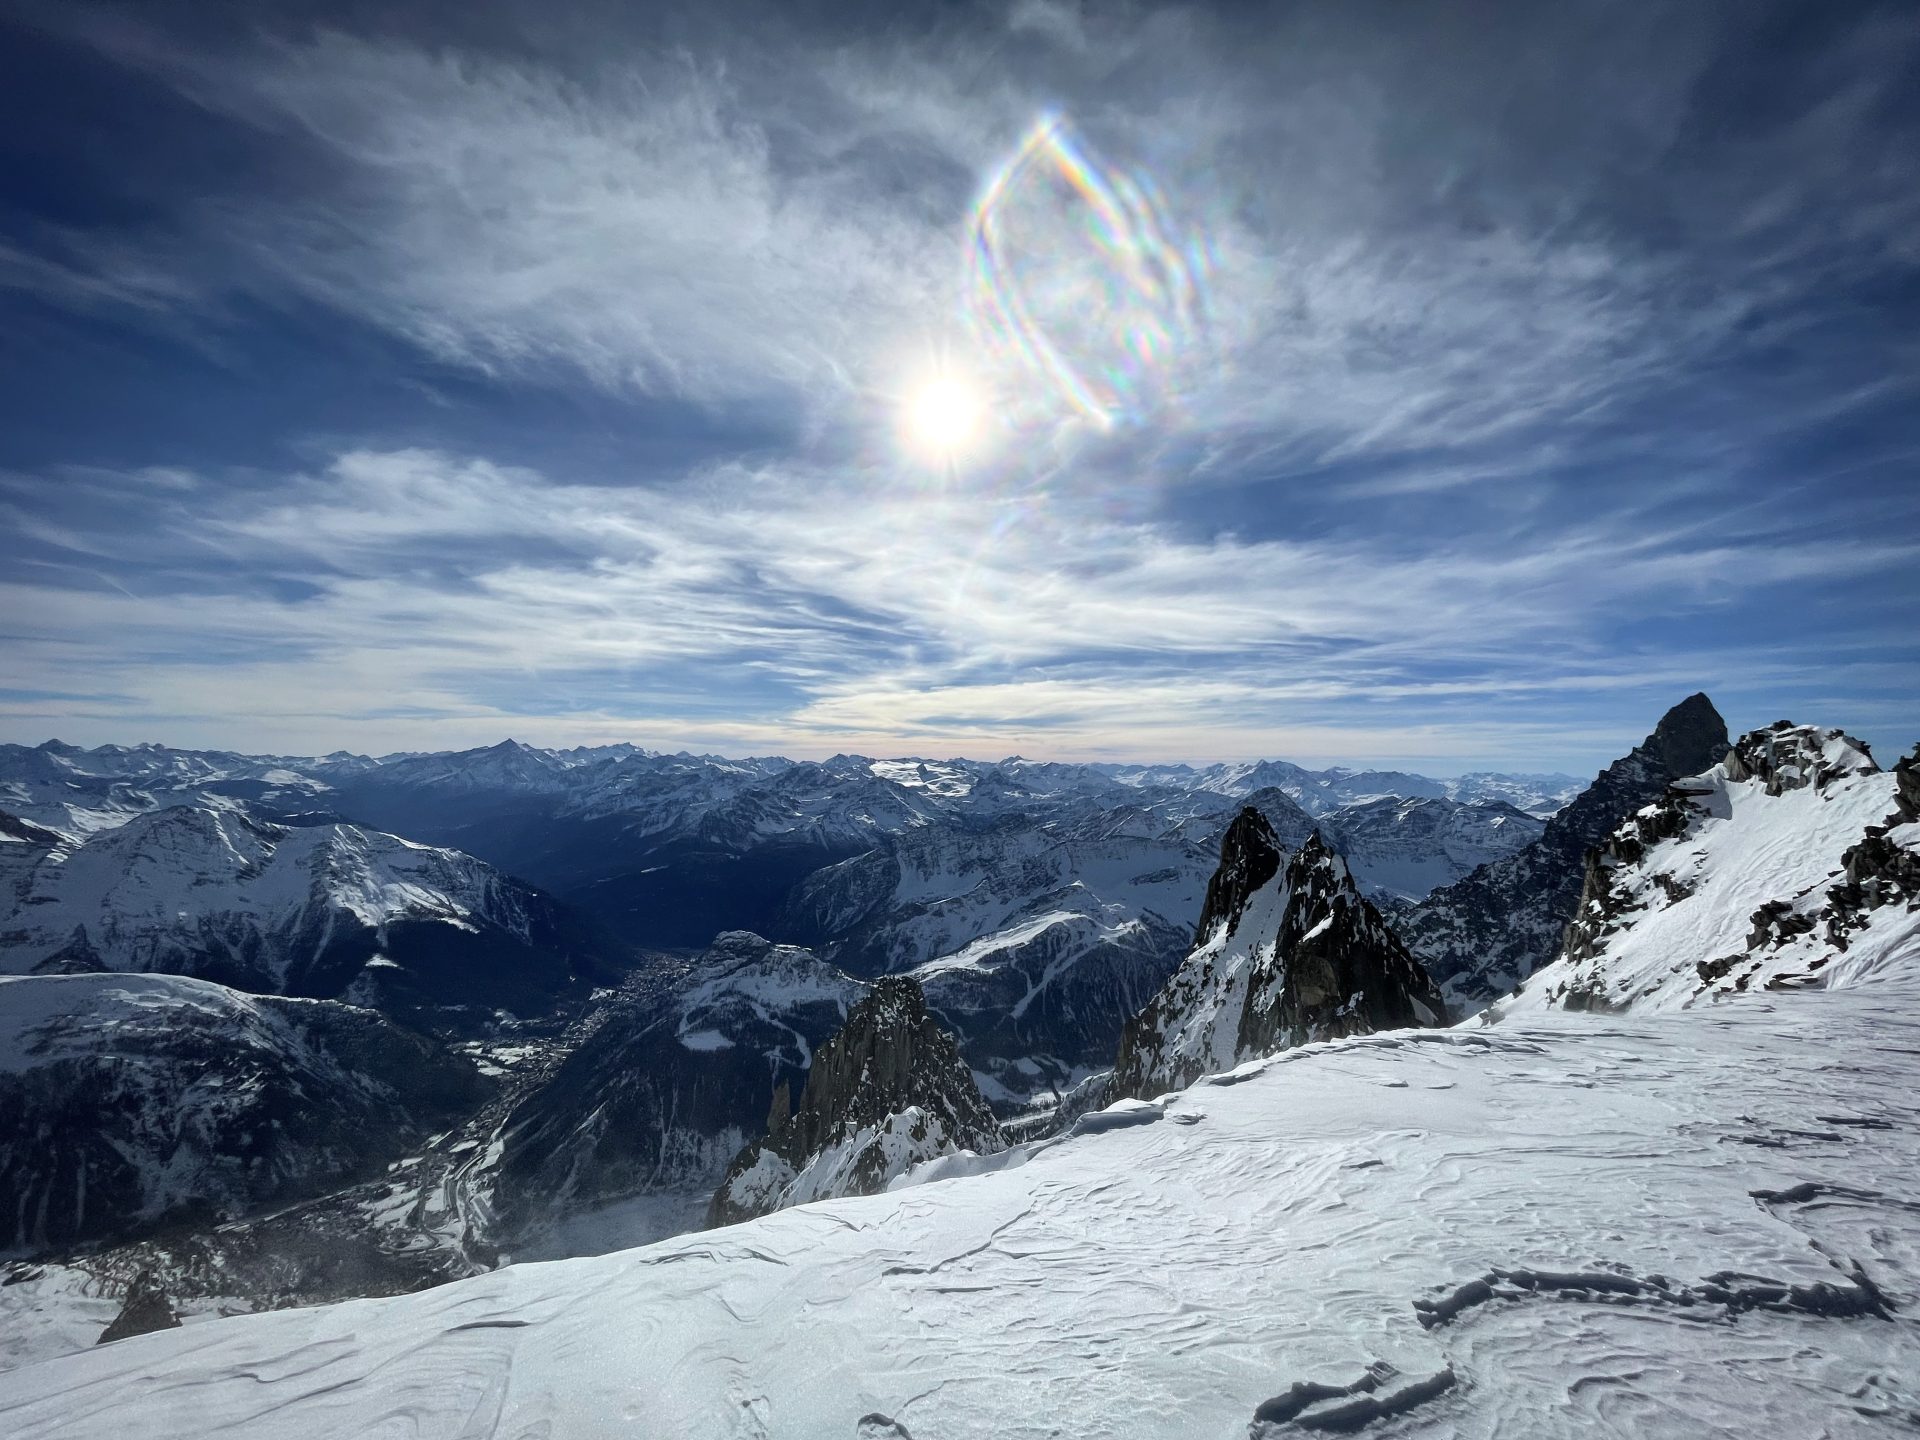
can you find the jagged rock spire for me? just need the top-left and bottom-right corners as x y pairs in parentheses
(1193, 806), (1284, 946)
(709, 977), (1002, 1226)
(97, 1269), (180, 1345)
(1112, 821), (1447, 1101)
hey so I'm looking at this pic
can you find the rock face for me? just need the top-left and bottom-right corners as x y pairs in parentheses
(1395, 693), (1731, 1007)
(489, 933), (865, 1234)
(1504, 724), (1920, 1016)
(709, 977), (1003, 1225)
(1189, 806), (1286, 946)
(1895, 744), (1920, 823)
(0, 973), (487, 1253)
(1111, 816), (1448, 1101)
(96, 1270), (179, 1345)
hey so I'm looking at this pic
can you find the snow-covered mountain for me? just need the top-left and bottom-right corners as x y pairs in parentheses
(778, 818), (1216, 1107)
(1500, 726), (1919, 1017)
(710, 976), (1003, 1224)
(1321, 794), (1545, 902)
(12, 963), (1918, 1435)
(0, 742), (335, 840)
(1, 738), (1576, 947)
(1395, 692), (1732, 1007)
(0, 805), (612, 1023)
(482, 932), (866, 1239)
(1112, 813), (1448, 1100)
(0, 972), (485, 1253)
(769, 788), (1536, 1111)
(1184, 760), (1580, 819)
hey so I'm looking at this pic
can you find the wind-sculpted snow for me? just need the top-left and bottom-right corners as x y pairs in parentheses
(7, 975), (1920, 1436)
(1504, 724), (1919, 1016)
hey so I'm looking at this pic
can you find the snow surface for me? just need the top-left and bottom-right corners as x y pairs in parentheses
(8, 971), (1917, 1437)
(1505, 751), (1916, 1016)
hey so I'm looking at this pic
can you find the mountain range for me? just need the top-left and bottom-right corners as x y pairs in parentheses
(3, 699), (1916, 1424)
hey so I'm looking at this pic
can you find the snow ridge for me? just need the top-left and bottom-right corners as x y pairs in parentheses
(1503, 725), (1920, 1016)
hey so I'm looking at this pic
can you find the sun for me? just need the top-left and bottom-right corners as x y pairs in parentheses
(902, 374), (986, 462)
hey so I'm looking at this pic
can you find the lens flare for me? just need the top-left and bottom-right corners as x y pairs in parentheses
(968, 113), (1210, 430)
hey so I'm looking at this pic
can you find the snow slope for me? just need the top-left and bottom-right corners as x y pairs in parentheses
(1504, 726), (1918, 1016)
(6, 974), (1917, 1437)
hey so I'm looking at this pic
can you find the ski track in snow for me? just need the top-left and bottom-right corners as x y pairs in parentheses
(4, 978), (1919, 1437)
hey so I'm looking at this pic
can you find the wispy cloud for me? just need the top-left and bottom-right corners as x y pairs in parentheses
(2, 2), (1917, 766)
(3, 444), (1915, 764)
(26, 2), (1918, 458)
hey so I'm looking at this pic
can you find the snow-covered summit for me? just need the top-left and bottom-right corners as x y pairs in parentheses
(1501, 725), (1918, 1016)
(0, 804), (599, 1018)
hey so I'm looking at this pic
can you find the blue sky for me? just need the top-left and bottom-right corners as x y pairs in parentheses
(1, 0), (1916, 772)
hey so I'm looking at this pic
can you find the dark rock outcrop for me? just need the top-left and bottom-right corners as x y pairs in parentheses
(96, 1269), (180, 1345)
(1112, 827), (1448, 1101)
(1890, 743), (1918, 823)
(1722, 720), (1879, 793)
(1395, 693), (1731, 1006)
(709, 977), (1002, 1225)
(490, 933), (862, 1234)
(1191, 807), (1285, 946)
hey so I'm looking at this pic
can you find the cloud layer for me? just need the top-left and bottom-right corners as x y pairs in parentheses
(1, 0), (1917, 767)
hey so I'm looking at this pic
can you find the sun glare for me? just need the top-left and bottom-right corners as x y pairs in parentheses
(903, 374), (985, 462)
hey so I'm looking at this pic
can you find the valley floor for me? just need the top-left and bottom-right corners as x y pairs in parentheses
(4, 979), (1918, 1438)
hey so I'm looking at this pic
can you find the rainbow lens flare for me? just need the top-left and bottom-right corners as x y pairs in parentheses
(968, 113), (1210, 431)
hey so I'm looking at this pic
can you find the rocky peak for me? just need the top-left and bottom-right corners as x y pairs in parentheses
(1642, 692), (1733, 779)
(1112, 828), (1447, 1101)
(97, 1269), (181, 1346)
(1510, 722), (1918, 1015)
(1193, 806), (1284, 946)
(1721, 722), (1878, 794)
(1394, 693), (1732, 1007)
(708, 976), (1003, 1225)
(1237, 834), (1447, 1056)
